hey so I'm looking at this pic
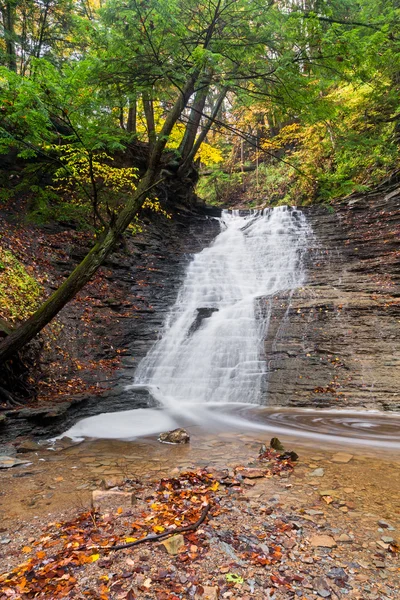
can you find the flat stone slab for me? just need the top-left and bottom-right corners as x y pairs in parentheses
(160, 534), (185, 555)
(0, 456), (30, 469)
(92, 490), (135, 513)
(310, 535), (337, 548)
(331, 453), (353, 464)
(236, 468), (265, 479)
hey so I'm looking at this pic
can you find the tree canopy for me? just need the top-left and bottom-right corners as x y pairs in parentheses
(0, 0), (399, 359)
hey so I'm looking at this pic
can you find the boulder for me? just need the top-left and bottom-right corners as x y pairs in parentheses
(158, 428), (190, 444)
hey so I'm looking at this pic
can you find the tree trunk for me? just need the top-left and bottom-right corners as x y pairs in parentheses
(127, 97), (137, 134)
(178, 76), (211, 162)
(184, 85), (228, 167)
(0, 73), (199, 364)
(142, 90), (156, 152)
(2, 2), (17, 72)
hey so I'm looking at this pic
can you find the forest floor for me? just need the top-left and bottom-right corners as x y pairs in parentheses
(0, 432), (399, 599)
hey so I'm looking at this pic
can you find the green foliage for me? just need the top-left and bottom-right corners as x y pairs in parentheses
(197, 170), (244, 205)
(0, 247), (42, 322)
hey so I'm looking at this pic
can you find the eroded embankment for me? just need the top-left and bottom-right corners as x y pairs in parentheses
(0, 205), (220, 441)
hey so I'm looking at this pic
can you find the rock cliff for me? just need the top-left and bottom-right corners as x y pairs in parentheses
(264, 185), (400, 411)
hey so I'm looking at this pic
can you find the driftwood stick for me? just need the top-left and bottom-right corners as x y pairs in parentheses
(110, 503), (211, 552)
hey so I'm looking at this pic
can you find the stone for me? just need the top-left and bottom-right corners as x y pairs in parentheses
(270, 438), (284, 451)
(376, 540), (389, 550)
(331, 453), (353, 464)
(310, 468), (324, 477)
(160, 534), (185, 555)
(16, 440), (41, 453)
(158, 428), (190, 444)
(236, 468), (265, 479)
(310, 535), (337, 548)
(101, 476), (125, 489)
(337, 534), (352, 542)
(0, 456), (30, 469)
(378, 520), (395, 530)
(319, 490), (340, 497)
(92, 490), (135, 513)
(381, 536), (394, 544)
(314, 577), (331, 598)
(196, 586), (219, 600)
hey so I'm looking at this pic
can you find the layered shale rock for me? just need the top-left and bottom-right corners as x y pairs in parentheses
(263, 185), (400, 410)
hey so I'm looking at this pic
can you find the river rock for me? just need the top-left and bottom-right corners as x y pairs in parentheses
(160, 534), (185, 555)
(310, 535), (337, 548)
(331, 452), (353, 464)
(92, 490), (135, 513)
(0, 455), (30, 469)
(235, 467), (265, 479)
(310, 468), (325, 477)
(270, 437), (284, 451)
(158, 428), (190, 444)
(195, 586), (219, 599)
(16, 440), (41, 453)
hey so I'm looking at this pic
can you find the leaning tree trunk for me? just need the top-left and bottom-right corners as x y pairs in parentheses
(178, 75), (211, 162)
(0, 74), (199, 364)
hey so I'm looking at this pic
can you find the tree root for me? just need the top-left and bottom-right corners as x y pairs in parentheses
(109, 503), (211, 552)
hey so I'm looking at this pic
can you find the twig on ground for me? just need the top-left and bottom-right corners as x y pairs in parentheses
(108, 503), (211, 552)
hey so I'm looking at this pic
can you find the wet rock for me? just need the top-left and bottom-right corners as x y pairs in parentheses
(0, 455), (30, 469)
(378, 520), (395, 530)
(92, 490), (135, 513)
(381, 536), (394, 543)
(270, 437), (284, 451)
(188, 308), (219, 336)
(101, 476), (126, 490)
(160, 534), (185, 555)
(235, 468), (265, 479)
(16, 440), (41, 453)
(158, 428), (190, 444)
(331, 453), (353, 464)
(310, 535), (337, 548)
(310, 468), (325, 477)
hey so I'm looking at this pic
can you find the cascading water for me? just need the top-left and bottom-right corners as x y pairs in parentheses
(63, 206), (400, 448)
(134, 207), (310, 409)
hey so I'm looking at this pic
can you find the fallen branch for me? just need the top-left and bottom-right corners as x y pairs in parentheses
(109, 503), (211, 552)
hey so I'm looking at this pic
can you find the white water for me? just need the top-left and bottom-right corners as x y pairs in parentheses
(133, 207), (310, 409)
(63, 207), (400, 449)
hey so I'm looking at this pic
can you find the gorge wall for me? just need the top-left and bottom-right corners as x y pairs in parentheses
(264, 185), (400, 411)
(1, 184), (399, 442)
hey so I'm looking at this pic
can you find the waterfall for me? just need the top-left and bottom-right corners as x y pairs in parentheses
(134, 206), (311, 409)
(63, 206), (400, 449)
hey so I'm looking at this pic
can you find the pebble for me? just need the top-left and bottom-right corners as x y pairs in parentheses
(381, 536), (394, 543)
(310, 468), (325, 477)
